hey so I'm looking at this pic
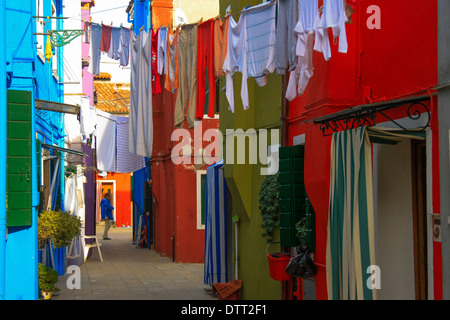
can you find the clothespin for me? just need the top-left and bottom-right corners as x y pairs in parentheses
(198, 17), (203, 24)
(110, 21), (113, 26)
(215, 13), (221, 20)
(225, 5), (232, 17)
(244, 5), (250, 10)
(140, 25), (145, 31)
(120, 22), (123, 28)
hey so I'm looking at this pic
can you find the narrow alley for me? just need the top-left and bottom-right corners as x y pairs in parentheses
(3, 0), (450, 305)
(54, 224), (216, 300)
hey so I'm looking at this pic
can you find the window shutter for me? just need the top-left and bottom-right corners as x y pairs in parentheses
(6, 90), (33, 227)
(201, 173), (207, 225)
(279, 145), (305, 247)
(304, 196), (316, 252)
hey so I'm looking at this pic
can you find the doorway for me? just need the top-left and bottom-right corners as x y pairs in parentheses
(374, 137), (430, 300)
(96, 180), (116, 221)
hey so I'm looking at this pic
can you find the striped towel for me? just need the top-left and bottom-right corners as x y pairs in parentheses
(246, 1), (276, 84)
(116, 116), (146, 174)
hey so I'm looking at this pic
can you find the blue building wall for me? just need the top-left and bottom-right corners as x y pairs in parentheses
(3, 0), (65, 300)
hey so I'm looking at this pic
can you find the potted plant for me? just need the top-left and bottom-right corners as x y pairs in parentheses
(259, 172), (280, 243)
(259, 173), (291, 281)
(39, 210), (82, 248)
(38, 263), (59, 300)
(38, 210), (82, 272)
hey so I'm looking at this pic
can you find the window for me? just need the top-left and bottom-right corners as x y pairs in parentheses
(35, 0), (58, 67)
(279, 145), (315, 251)
(196, 170), (207, 230)
(51, 0), (57, 71)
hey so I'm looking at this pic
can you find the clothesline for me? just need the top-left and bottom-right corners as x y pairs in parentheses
(85, 0), (358, 162)
(64, 5), (131, 23)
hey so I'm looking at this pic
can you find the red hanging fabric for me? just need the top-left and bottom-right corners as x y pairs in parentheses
(100, 24), (112, 52)
(152, 29), (162, 96)
(196, 19), (216, 119)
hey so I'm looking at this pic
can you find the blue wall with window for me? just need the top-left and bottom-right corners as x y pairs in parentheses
(2, 0), (65, 300)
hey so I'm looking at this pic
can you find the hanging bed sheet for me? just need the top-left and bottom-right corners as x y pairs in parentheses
(96, 109), (117, 172)
(116, 116), (146, 173)
(204, 159), (229, 286)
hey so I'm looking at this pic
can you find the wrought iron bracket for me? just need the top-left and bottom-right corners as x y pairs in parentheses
(313, 95), (432, 137)
(49, 29), (84, 47)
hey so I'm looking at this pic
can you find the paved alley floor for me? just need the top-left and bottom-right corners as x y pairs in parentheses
(54, 224), (216, 300)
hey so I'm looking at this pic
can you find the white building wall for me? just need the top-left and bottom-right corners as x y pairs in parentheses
(62, 0), (83, 106)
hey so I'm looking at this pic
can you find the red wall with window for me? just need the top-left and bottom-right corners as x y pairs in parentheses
(149, 22), (220, 262)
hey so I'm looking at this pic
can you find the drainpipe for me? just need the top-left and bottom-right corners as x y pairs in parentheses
(280, 74), (289, 148)
(57, 0), (64, 212)
(438, 0), (450, 300)
(134, 0), (150, 34)
(0, 0), (7, 301)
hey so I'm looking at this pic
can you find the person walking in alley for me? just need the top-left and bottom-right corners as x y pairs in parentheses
(101, 193), (115, 240)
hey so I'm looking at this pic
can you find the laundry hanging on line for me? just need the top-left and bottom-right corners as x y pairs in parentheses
(94, 109), (147, 174)
(85, 0), (358, 159)
(88, 22), (132, 76)
(86, 0), (355, 106)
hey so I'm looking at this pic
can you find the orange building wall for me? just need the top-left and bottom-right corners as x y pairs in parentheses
(97, 172), (132, 228)
(151, 0), (173, 28)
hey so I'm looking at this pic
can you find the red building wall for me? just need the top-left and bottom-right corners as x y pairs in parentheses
(151, 82), (219, 262)
(149, 25), (220, 262)
(287, 0), (439, 299)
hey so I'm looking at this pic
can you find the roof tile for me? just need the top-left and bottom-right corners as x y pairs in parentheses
(94, 81), (130, 115)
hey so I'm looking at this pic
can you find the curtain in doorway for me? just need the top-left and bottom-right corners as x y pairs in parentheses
(65, 174), (86, 263)
(47, 157), (60, 211)
(204, 159), (229, 286)
(326, 126), (377, 300)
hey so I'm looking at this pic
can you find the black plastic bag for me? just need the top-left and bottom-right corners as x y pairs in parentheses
(285, 247), (317, 279)
(297, 250), (317, 279)
(285, 253), (304, 278)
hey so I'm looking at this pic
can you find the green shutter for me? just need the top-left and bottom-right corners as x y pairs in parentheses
(6, 90), (33, 227)
(279, 145), (317, 250)
(279, 146), (305, 247)
(304, 197), (316, 252)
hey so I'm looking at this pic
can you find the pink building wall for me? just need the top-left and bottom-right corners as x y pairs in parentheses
(82, 3), (94, 107)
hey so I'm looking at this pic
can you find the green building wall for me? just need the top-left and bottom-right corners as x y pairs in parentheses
(218, 0), (283, 299)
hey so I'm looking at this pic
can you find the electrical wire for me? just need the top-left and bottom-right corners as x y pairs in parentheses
(64, 5), (131, 24)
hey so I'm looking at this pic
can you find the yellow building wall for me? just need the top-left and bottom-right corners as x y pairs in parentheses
(173, 0), (219, 25)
